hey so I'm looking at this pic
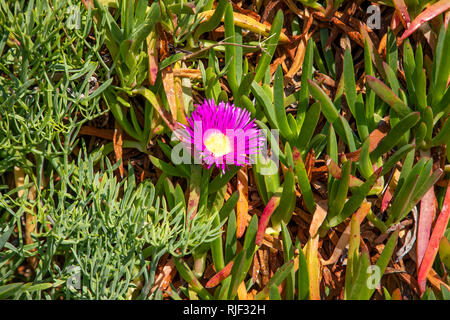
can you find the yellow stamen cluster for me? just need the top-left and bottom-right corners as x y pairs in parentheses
(204, 131), (231, 157)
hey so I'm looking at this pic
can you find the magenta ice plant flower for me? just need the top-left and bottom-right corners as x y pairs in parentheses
(178, 99), (264, 173)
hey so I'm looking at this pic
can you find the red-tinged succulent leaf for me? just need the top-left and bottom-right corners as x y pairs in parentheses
(326, 157), (363, 187)
(417, 184), (436, 268)
(365, 76), (412, 118)
(391, 10), (403, 30)
(205, 260), (234, 288)
(393, 0), (411, 26)
(400, 0), (450, 41)
(147, 30), (158, 86)
(256, 195), (281, 246)
(417, 185), (450, 294)
(326, 156), (341, 179)
(349, 176), (364, 188)
(381, 187), (393, 213)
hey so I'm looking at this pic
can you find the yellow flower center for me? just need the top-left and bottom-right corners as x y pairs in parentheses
(204, 130), (231, 157)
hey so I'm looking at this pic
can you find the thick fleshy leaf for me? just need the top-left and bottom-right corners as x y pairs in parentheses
(0, 283), (25, 300)
(254, 10), (285, 83)
(132, 87), (180, 132)
(297, 102), (321, 153)
(226, 250), (246, 299)
(271, 169), (296, 230)
(380, 144), (415, 177)
(439, 237), (450, 270)
(418, 186), (450, 294)
(296, 39), (315, 128)
(205, 260), (234, 288)
(400, 0), (450, 41)
(388, 159), (428, 225)
(327, 160), (351, 222)
(304, 235), (320, 300)
(295, 239), (310, 300)
(227, 215), (258, 299)
(147, 30), (158, 86)
(149, 155), (187, 178)
(307, 80), (348, 142)
(366, 76), (412, 118)
(326, 167), (382, 228)
(393, 0), (411, 25)
(251, 81), (278, 130)
(274, 66), (294, 140)
(293, 147), (316, 213)
(224, 2), (238, 96)
(347, 215), (361, 284)
(369, 112), (420, 162)
(187, 165), (202, 219)
(431, 117), (450, 147)
(363, 229), (399, 300)
(417, 162), (436, 272)
(343, 48), (357, 116)
(281, 223), (295, 300)
(194, 0), (228, 41)
(225, 209), (237, 264)
(256, 194), (281, 246)
(359, 137), (373, 179)
(431, 25), (450, 109)
(361, 29), (386, 80)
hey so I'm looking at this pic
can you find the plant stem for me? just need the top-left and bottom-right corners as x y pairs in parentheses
(14, 166), (38, 269)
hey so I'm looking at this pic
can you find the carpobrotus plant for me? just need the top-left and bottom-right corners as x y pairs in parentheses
(178, 99), (264, 173)
(1, 0), (449, 302)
